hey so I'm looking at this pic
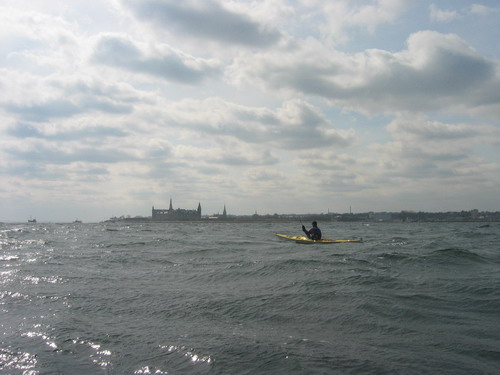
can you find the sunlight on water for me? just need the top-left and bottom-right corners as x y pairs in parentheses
(0, 348), (38, 374)
(0, 255), (19, 261)
(161, 345), (213, 364)
(0, 269), (17, 280)
(22, 330), (58, 350)
(134, 365), (167, 374)
(1, 290), (29, 300)
(71, 338), (113, 368)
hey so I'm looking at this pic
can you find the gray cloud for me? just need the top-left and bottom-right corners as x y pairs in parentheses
(0, 162), (110, 180)
(3, 96), (132, 122)
(375, 117), (491, 183)
(231, 31), (499, 115)
(387, 118), (484, 141)
(7, 123), (128, 141)
(7, 144), (136, 165)
(272, 101), (355, 150)
(122, 0), (281, 47)
(1, 75), (141, 122)
(146, 161), (179, 179)
(162, 99), (355, 150)
(215, 149), (278, 166)
(4, 100), (81, 122)
(297, 152), (359, 172)
(92, 35), (220, 84)
(383, 144), (470, 179)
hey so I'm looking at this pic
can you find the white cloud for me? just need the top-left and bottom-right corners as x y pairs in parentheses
(0, 72), (140, 122)
(429, 4), (460, 22)
(377, 116), (499, 182)
(299, 0), (409, 45)
(386, 116), (496, 142)
(147, 98), (356, 150)
(469, 4), (500, 16)
(230, 31), (500, 117)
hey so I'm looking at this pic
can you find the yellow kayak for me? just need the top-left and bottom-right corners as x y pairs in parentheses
(274, 233), (362, 244)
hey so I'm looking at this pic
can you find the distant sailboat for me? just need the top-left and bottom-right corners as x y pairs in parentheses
(28, 217), (37, 223)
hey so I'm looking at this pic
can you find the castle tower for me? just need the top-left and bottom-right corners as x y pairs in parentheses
(197, 202), (202, 218)
(222, 204), (227, 218)
(169, 198), (173, 211)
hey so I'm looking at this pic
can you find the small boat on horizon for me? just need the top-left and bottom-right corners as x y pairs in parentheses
(28, 217), (37, 223)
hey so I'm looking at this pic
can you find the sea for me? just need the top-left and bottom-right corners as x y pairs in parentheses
(1, 221), (499, 375)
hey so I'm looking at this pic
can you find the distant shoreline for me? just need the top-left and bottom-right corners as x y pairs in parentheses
(108, 217), (500, 224)
(5, 209), (500, 224)
(2, 219), (498, 224)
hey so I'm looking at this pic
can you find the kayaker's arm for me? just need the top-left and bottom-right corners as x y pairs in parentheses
(302, 225), (311, 239)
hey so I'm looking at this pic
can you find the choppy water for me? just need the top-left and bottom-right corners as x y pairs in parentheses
(1, 221), (499, 374)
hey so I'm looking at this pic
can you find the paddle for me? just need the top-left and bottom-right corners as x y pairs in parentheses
(299, 217), (310, 238)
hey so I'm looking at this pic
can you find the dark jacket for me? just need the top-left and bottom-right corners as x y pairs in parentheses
(302, 225), (322, 240)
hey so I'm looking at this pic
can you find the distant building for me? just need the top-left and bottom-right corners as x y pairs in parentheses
(208, 204), (228, 220)
(368, 212), (393, 221)
(152, 198), (201, 221)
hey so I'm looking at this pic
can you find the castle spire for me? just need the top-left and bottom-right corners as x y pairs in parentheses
(169, 197), (173, 211)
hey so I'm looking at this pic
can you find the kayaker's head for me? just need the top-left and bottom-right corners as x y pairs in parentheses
(312, 221), (317, 227)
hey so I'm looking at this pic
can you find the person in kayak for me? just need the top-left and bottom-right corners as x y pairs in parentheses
(302, 221), (322, 240)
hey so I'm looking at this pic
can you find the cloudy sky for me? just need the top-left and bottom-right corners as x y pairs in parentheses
(1, 0), (499, 222)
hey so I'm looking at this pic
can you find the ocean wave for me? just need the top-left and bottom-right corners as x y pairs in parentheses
(2, 222), (499, 375)
(375, 252), (412, 261)
(429, 247), (487, 263)
(0, 255), (20, 261)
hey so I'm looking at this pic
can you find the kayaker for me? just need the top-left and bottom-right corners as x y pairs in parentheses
(302, 221), (322, 240)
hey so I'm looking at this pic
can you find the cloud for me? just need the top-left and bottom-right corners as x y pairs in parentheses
(429, 4), (460, 22)
(157, 98), (356, 150)
(230, 31), (499, 116)
(296, 151), (360, 171)
(376, 116), (499, 181)
(0, 71), (140, 122)
(6, 141), (136, 165)
(429, 3), (500, 20)
(469, 4), (500, 16)
(300, 0), (409, 45)
(3, 95), (132, 123)
(245, 167), (285, 182)
(7, 122), (128, 140)
(4, 99), (82, 122)
(92, 34), (221, 84)
(379, 141), (471, 180)
(173, 143), (278, 167)
(242, 167), (291, 195)
(121, 0), (282, 47)
(0, 7), (86, 77)
(272, 100), (355, 149)
(217, 150), (278, 167)
(386, 117), (492, 142)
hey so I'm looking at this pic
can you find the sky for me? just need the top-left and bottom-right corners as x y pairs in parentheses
(1, 0), (500, 222)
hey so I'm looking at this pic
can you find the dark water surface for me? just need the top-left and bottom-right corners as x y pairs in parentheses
(1, 221), (499, 374)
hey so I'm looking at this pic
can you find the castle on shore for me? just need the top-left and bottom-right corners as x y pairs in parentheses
(152, 198), (201, 221)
